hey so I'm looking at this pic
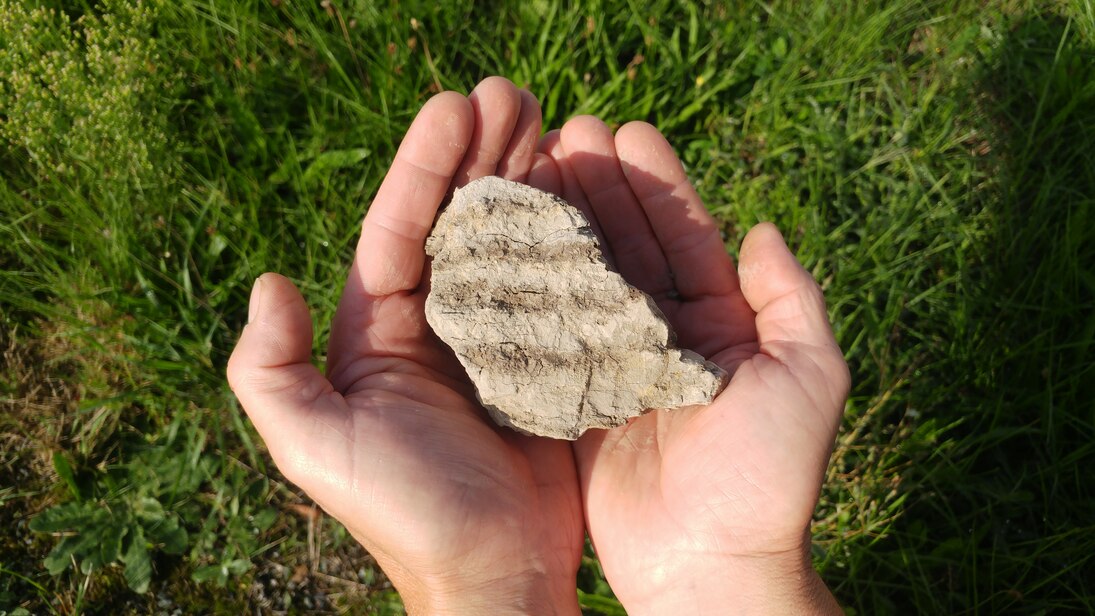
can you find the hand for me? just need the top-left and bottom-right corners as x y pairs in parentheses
(227, 78), (584, 615)
(538, 117), (850, 615)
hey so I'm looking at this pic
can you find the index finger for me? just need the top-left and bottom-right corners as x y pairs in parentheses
(351, 91), (474, 298)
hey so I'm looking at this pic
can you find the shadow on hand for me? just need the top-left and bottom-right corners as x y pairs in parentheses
(543, 148), (748, 363)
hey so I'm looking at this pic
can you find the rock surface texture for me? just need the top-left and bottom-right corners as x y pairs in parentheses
(424, 176), (728, 439)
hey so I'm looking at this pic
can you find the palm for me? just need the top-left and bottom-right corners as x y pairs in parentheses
(577, 358), (840, 593)
(538, 117), (850, 606)
(321, 291), (582, 583)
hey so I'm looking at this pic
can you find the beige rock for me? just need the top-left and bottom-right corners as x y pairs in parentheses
(424, 176), (727, 439)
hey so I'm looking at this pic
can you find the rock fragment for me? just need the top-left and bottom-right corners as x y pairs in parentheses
(424, 175), (727, 440)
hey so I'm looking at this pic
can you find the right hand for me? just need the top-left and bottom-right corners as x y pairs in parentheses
(537, 116), (850, 615)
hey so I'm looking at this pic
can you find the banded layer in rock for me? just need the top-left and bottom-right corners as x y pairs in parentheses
(424, 175), (727, 439)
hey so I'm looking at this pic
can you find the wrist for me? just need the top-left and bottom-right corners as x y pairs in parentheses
(420, 573), (580, 616)
(387, 556), (580, 616)
(619, 543), (840, 616)
(347, 524), (581, 615)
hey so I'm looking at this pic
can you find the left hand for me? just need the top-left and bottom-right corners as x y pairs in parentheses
(537, 117), (850, 615)
(228, 77), (583, 615)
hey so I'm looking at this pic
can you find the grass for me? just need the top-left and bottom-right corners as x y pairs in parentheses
(2, 0), (1093, 613)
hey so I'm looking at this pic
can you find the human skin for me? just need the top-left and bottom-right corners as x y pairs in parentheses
(228, 77), (584, 614)
(228, 77), (848, 614)
(539, 119), (849, 614)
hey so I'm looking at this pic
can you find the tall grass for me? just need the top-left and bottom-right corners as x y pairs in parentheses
(2, 1), (1092, 613)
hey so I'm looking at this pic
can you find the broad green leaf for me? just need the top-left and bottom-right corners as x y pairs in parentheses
(267, 148), (298, 185)
(250, 507), (276, 532)
(301, 148), (369, 187)
(145, 515), (188, 554)
(772, 36), (789, 59)
(36, 503), (115, 576)
(121, 525), (152, 593)
(94, 523), (126, 570)
(191, 563), (227, 586)
(160, 525), (188, 555)
(225, 558), (250, 575)
(29, 501), (97, 533)
(206, 233), (227, 258)
(51, 452), (81, 501)
(51, 528), (103, 575)
(191, 559), (251, 587)
(43, 536), (81, 575)
(77, 518), (127, 573)
(132, 496), (166, 523)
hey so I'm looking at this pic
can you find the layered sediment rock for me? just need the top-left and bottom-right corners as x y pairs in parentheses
(425, 176), (727, 439)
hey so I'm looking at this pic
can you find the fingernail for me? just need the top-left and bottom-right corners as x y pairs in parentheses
(248, 276), (264, 324)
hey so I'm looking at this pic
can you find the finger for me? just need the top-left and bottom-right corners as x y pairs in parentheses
(737, 223), (851, 410)
(351, 91), (473, 298)
(538, 129), (610, 263)
(614, 121), (739, 300)
(495, 89), (543, 182)
(526, 153), (562, 195)
(559, 116), (674, 299)
(452, 76), (523, 187)
(227, 274), (345, 456)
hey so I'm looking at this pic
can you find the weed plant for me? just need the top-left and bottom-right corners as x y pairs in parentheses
(2, 0), (1093, 613)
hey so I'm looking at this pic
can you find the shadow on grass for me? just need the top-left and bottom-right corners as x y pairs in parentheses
(863, 12), (1095, 614)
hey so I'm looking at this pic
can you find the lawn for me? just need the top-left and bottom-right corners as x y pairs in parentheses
(2, 0), (1094, 613)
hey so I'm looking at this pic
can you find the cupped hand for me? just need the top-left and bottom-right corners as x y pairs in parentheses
(538, 118), (850, 615)
(227, 78), (583, 615)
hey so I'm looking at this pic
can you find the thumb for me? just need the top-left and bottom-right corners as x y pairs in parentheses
(737, 223), (850, 412)
(227, 273), (341, 456)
